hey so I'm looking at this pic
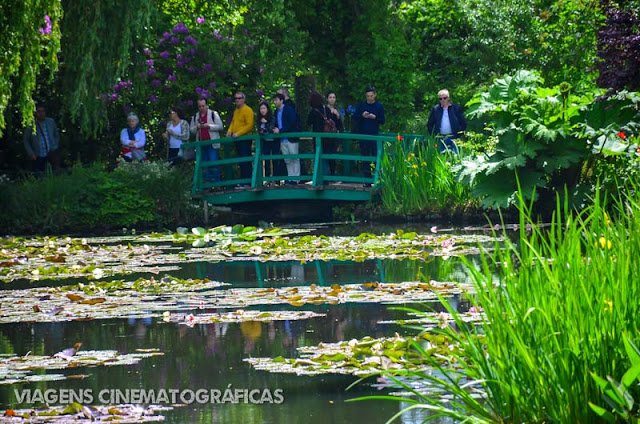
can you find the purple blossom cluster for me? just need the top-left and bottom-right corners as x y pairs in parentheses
(184, 35), (197, 45)
(196, 17), (205, 24)
(172, 22), (189, 34)
(39, 15), (52, 35)
(112, 80), (133, 91)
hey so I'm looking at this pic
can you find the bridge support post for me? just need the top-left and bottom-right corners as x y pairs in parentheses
(203, 200), (209, 225)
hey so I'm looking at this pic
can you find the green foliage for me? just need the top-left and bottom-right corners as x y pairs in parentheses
(379, 187), (640, 423)
(0, 0), (62, 136)
(378, 136), (474, 215)
(59, 0), (154, 135)
(0, 162), (197, 233)
(454, 70), (594, 208)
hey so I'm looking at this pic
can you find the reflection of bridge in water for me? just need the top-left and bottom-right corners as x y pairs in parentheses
(183, 132), (423, 217)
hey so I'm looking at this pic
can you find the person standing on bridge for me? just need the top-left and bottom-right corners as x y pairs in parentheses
(190, 99), (224, 183)
(426, 89), (466, 154)
(226, 91), (254, 189)
(273, 93), (299, 185)
(354, 87), (385, 184)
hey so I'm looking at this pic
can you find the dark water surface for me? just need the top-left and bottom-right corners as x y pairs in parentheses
(0, 224), (476, 423)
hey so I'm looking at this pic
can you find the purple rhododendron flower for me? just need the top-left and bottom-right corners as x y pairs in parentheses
(223, 98), (232, 105)
(184, 35), (197, 45)
(110, 93), (118, 101)
(123, 105), (131, 114)
(160, 51), (169, 59)
(168, 74), (177, 82)
(39, 15), (52, 35)
(187, 67), (196, 73)
(243, 29), (249, 35)
(145, 59), (154, 66)
(188, 48), (197, 55)
(228, 58), (233, 64)
(209, 82), (217, 88)
(147, 68), (156, 75)
(200, 90), (210, 98)
(163, 32), (171, 39)
(172, 22), (189, 33)
(170, 37), (179, 45)
(151, 79), (161, 87)
(149, 95), (158, 103)
(176, 61), (185, 68)
(195, 87), (203, 94)
(256, 89), (264, 97)
(196, 17), (205, 24)
(213, 30), (223, 40)
(204, 64), (213, 72)
(143, 48), (151, 56)
(187, 100), (194, 106)
(176, 54), (183, 61)
(258, 67), (264, 74)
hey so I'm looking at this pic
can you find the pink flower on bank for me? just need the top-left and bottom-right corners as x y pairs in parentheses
(468, 306), (484, 314)
(430, 226), (438, 234)
(441, 238), (455, 249)
(196, 17), (205, 24)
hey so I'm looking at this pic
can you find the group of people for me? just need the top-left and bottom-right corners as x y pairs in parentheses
(24, 88), (466, 179)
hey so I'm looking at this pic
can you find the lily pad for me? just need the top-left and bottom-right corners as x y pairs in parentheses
(0, 404), (172, 423)
(0, 349), (163, 385)
(162, 310), (325, 326)
(245, 333), (464, 376)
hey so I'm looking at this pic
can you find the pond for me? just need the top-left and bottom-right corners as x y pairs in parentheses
(0, 223), (496, 423)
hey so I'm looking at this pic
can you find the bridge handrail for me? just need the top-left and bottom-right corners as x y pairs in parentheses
(184, 131), (404, 196)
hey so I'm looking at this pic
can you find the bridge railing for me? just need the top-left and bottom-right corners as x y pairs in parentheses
(182, 132), (424, 195)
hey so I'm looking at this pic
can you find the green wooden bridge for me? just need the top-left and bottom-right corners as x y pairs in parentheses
(182, 132), (423, 212)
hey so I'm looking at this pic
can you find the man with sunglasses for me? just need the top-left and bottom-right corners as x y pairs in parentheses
(427, 89), (467, 154)
(226, 92), (255, 188)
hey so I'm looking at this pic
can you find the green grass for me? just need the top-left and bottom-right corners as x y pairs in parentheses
(360, 186), (640, 423)
(378, 135), (475, 216)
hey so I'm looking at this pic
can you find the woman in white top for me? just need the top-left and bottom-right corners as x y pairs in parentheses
(120, 113), (146, 162)
(163, 108), (190, 163)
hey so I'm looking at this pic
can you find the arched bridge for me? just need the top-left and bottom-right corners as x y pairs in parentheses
(182, 132), (422, 207)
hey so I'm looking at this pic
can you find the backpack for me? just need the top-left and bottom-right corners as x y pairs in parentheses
(322, 108), (338, 133)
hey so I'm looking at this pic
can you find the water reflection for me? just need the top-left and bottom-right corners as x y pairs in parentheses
(0, 227), (478, 424)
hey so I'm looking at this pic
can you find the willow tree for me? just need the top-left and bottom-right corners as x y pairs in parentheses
(0, 0), (62, 136)
(59, 0), (154, 134)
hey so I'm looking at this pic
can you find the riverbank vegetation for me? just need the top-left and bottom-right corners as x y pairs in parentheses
(364, 187), (640, 422)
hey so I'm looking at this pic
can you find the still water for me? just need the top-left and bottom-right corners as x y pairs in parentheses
(0, 225), (476, 423)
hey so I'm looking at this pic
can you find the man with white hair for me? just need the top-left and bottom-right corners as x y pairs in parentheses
(427, 89), (467, 154)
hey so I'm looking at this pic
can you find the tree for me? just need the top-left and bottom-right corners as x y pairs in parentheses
(0, 0), (62, 136)
(596, 0), (640, 91)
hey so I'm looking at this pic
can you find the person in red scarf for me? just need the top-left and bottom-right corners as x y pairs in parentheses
(119, 113), (146, 162)
(190, 99), (224, 183)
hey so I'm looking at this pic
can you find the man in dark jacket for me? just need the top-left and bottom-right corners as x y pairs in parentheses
(273, 93), (300, 184)
(354, 87), (385, 181)
(426, 89), (467, 154)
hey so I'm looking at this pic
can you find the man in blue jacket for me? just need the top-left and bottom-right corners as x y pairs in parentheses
(427, 89), (467, 154)
(354, 87), (385, 182)
(273, 93), (300, 184)
(23, 105), (60, 175)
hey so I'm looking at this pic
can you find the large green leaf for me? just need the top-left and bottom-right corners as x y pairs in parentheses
(472, 167), (544, 208)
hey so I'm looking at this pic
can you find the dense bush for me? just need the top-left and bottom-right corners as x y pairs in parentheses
(0, 161), (198, 234)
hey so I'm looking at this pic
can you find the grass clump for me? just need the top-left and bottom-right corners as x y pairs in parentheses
(373, 187), (640, 423)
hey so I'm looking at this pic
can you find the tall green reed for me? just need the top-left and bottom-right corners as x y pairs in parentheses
(366, 186), (640, 423)
(378, 136), (473, 215)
